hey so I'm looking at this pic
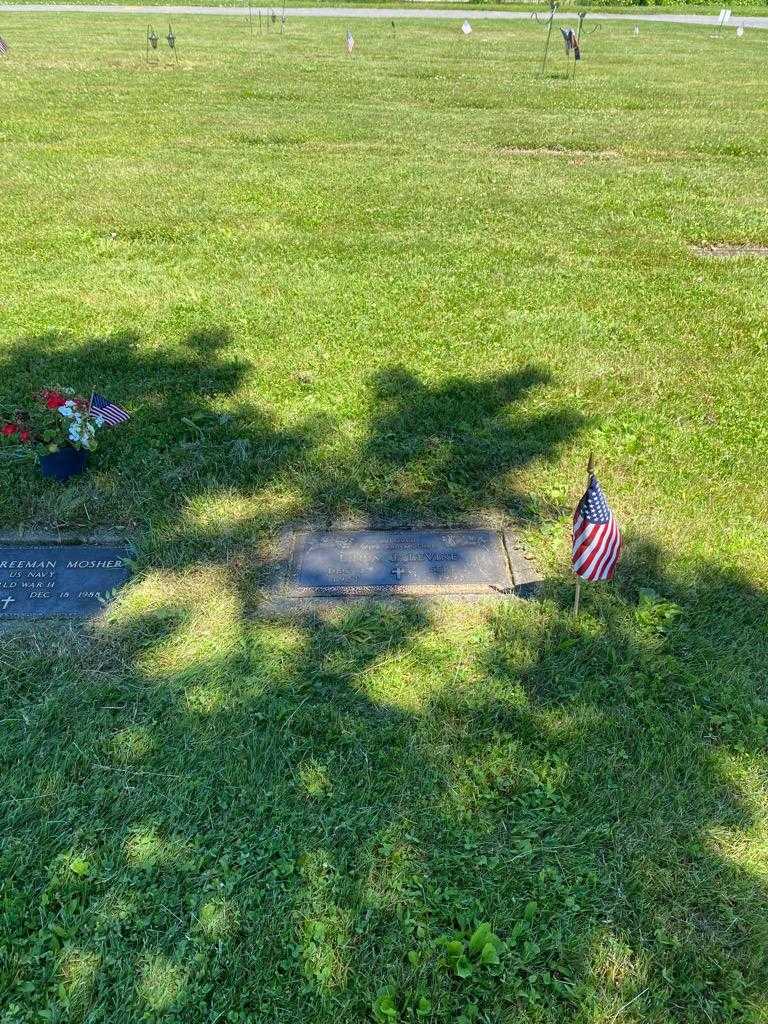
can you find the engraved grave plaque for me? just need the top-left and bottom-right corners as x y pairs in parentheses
(0, 545), (131, 620)
(290, 529), (513, 596)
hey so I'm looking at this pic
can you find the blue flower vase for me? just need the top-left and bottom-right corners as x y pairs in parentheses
(39, 446), (90, 483)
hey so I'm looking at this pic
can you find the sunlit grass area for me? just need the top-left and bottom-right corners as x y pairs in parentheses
(1, 13), (767, 1023)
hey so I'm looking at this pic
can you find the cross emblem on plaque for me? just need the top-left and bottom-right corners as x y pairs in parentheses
(0, 595), (15, 611)
(391, 565), (403, 581)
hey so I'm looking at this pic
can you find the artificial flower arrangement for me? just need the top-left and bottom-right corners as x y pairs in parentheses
(0, 388), (126, 482)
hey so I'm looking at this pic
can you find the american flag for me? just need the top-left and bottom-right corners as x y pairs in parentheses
(90, 392), (130, 427)
(561, 27), (580, 59)
(0, 38), (9, 55)
(346, 29), (354, 54)
(572, 475), (622, 582)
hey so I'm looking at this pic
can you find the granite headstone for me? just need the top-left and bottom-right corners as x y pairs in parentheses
(0, 545), (132, 620)
(290, 529), (513, 596)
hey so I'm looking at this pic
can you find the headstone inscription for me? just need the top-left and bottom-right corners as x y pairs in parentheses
(0, 545), (131, 620)
(290, 529), (514, 596)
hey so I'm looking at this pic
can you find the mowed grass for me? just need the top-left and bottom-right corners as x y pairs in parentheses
(2, 14), (768, 1024)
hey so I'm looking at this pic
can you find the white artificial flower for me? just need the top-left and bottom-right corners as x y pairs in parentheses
(59, 401), (77, 419)
(94, 416), (105, 428)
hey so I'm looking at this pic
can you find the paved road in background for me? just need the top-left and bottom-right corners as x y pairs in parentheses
(1, 2), (766, 27)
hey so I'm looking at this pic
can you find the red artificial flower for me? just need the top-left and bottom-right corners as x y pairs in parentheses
(1, 423), (17, 437)
(18, 430), (32, 443)
(44, 390), (66, 410)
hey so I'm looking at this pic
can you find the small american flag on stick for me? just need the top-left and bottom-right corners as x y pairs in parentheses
(346, 29), (354, 54)
(90, 392), (130, 427)
(0, 37), (9, 55)
(572, 472), (622, 584)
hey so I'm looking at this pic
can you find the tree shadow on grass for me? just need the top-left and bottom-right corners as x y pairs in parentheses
(0, 329), (587, 616)
(0, 326), (311, 542)
(3, 535), (767, 1022)
(4, 328), (765, 1020)
(296, 364), (586, 527)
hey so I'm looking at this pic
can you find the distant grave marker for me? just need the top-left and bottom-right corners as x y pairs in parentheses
(692, 242), (768, 258)
(0, 544), (131, 620)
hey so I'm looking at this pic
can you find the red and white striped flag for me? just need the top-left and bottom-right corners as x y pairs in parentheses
(90, 392), (130, 427)
(572, 475), (622, 582)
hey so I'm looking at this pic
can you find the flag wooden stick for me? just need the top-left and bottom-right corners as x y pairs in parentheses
(573, 451), (595, 616)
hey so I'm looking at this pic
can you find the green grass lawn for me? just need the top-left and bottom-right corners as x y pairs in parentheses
(2, 13), (768, 1024)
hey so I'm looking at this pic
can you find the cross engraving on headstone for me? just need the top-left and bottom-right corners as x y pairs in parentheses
(0, 595), (15, 610)
(391, 565), (403, 581)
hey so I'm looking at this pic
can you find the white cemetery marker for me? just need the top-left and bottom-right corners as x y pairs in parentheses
(736, 22), (744, 36)
(633, 24), (640, 36)
(461, 20), (472, 35)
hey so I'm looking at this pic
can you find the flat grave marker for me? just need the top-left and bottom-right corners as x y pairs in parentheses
(287, 528), (538, 598)
(0, 545), (131, 620)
